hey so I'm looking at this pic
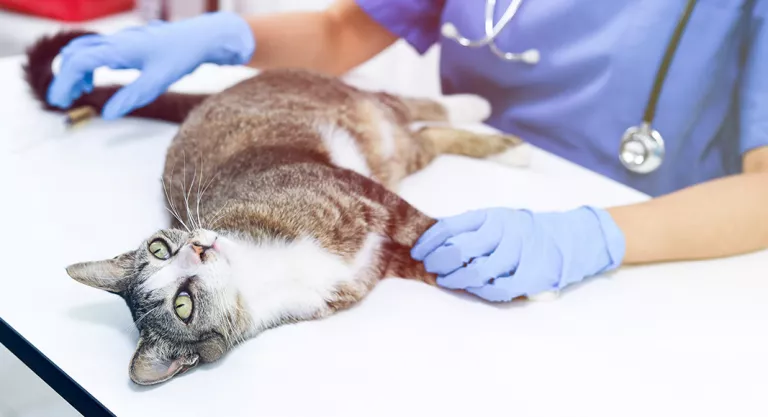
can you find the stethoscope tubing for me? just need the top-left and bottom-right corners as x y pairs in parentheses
(642, 0), (698, 125)
(442, 0), (699, 174)
(441, 0), (538, 63)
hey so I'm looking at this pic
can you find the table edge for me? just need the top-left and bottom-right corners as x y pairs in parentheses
(0, 317), (115, 417)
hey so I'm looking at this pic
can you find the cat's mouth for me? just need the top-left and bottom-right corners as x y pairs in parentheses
(191, 237), (218, 263)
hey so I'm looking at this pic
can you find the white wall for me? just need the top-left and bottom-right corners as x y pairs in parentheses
(228, 0), (335, 14)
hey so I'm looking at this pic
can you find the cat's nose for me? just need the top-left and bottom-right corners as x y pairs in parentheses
(191, 241), (212, 256)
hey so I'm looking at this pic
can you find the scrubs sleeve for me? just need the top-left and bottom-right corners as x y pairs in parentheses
(739, 1), (768, 154)
(355, 0), (446, 54)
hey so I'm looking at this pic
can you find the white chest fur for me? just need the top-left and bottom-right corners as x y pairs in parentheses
(217, 232), (383, 333)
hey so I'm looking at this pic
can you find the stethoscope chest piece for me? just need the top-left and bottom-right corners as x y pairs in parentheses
(440, 0), (696, 176)
(619, 123), (665, 174)
(617, 0), (697, 175)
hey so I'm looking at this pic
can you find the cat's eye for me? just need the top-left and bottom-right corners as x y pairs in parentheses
(148, 239), (170, 260)
(174, 291), (193, 322)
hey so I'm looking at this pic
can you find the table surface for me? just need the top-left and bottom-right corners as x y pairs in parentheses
(1, 55), (767, 417)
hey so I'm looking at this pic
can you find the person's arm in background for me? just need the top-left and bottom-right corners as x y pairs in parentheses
(412, 149), (768, 303)
(244, 0), (446, 74)
(411, 4), (768, 302)
(603, 1), (768, 265)
(244, 0), (397, 75)
(412, 147), (768, 303)
(609, 147), (768, 264)
(46, 0), (401, 119)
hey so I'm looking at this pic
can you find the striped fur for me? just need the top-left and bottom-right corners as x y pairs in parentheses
(25, 30), (527, 385)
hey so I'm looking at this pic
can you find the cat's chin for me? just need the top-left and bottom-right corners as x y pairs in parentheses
(204, 232), (237, 264)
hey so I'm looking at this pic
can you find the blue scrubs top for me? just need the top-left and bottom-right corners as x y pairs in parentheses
(356, 0), (768, 197)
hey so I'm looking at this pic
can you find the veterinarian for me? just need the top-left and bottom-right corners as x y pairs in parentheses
(46, 0), (768, 302)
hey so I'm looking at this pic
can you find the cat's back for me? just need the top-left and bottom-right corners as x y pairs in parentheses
(191, 68), (361, 124)
(161, 68), (383, 227)
(164, 68), (369, 169)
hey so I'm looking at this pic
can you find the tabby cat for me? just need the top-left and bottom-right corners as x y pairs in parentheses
(24, 30), (529, 385)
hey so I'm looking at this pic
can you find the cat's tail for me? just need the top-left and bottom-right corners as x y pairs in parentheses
(23, 30), (209, 124)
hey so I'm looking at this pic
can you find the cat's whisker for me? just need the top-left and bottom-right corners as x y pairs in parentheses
(164, 207), (189, 231)
(209, 214), (226, 230)
(195, 153), (204, 231)
(181, 152), (202, 231)
(220, 301), (233, 343)
(123, 305), (160, 335)
(186, 167), (199, 230)
(214, 290), (239, 346)
(209, 212), (223, 228)
(198, 170), (221, 229)
(206, 204), (228, 230)
(181, 152), (192, 230)
(162, 176), (190, 232)
(167, 157), (191, 232)
(165, 188), (188, 232)
(229, 303), (251, 346)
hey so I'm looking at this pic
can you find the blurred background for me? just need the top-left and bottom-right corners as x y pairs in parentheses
(0, 1), (440, 416)
(0, 0), (443, 95)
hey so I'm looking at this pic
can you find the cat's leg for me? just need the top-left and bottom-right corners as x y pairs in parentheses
(396, 97), (450, 122)
(344, 96), (530, 189)
(374, 92), (492, 124)
(372, 92), (449, 123)
(367, 92), (530, 174)
(402, 125), (532, 176)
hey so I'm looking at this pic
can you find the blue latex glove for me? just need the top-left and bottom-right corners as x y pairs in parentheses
(47, 12), (255, 120)
(411, 206), (626, 302)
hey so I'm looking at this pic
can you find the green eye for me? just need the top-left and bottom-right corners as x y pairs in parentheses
(174, 291), (193, 321)
(148, 239), (170, 260)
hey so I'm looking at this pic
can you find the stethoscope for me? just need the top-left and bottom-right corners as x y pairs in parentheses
(440, 0), (541, 64)
(441, 0), (699, 175)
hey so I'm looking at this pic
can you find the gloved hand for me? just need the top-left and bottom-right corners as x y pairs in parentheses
(411, 206), (626, 301)
(47, 11), (255, 120)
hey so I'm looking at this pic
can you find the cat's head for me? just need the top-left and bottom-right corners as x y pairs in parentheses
(65, 228), (251, 385)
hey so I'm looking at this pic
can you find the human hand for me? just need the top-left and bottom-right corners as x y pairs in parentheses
(47, 12), (255, 120)
(411, 206), (626, 302)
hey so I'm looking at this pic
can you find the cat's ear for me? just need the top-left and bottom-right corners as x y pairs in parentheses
(129, 337), (199, 385)
(65, 251), (135, 293)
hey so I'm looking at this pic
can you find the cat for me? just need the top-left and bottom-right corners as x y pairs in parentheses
(23, 30), (530, 386)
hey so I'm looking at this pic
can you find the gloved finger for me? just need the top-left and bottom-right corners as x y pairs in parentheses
(61, 34), (104, 58)
(411, 210), (487, 261)
(422, 228), (501, 275)
(69, 71), (95, 102)
(48, 45), (113, 108)
(69, 79), (86, 102)
(436, 256), (494, 289)
(56, 46), (97, 105)
(466, 278), (526, 302)
(101, 73), (169, 120)
(467, 243), (559, 302)
(83, 72), (94, 94)
(459, 228), (523, 282)
(467, 269), (555, 302)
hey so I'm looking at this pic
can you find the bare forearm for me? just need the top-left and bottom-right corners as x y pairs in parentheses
(243, 0), (397, 76)
(608, 172), (768, 264)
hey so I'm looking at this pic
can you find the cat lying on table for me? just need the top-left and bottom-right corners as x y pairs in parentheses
(23, 30), (530, 385)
